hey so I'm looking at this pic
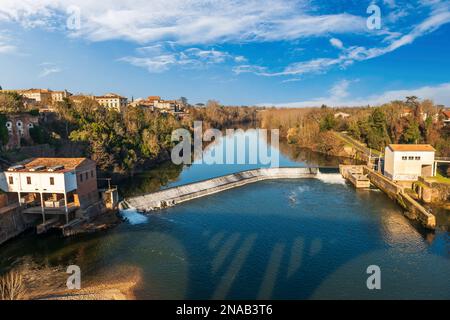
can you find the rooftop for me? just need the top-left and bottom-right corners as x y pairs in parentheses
(442, 110), (450, 118)
(8, 158), (96, 173)
(96, 93), (126, 99)
(388, 144), (436, 152)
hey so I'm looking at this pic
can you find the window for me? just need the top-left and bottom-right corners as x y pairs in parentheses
(26, 176), (31, 184)
(80, 173), (83, 182)
(408, 156), (414, 160)
(402, 156), (407, 160)
(85, 172), (89, 180)
(8, 176), (13, 184)
(91, 170), (94, 178)
(50, 177), (54, 185)
(415, 156), (421, 160)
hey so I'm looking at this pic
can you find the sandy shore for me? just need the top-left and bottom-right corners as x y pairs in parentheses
(15, 262), (142, 300)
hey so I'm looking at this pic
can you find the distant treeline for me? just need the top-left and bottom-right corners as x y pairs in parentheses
(259, 97), (450, 157)
(188, 100), (259, 129)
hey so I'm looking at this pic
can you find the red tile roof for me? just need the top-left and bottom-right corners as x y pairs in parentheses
(10, 158), (96, 172)
(442, 110), (450, 119)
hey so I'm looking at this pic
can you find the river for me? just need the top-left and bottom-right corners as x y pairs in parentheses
(0, 129), (449, 299)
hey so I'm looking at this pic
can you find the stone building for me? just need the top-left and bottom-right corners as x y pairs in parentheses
(4, 113), (39, 150)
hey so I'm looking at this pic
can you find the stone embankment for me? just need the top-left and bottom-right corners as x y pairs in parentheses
(340, 165), (436, 229)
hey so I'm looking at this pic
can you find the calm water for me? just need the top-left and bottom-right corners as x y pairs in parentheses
(1, 130), (449, 299)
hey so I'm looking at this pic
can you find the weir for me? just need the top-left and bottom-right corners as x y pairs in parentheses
(121, 167), (337, 211)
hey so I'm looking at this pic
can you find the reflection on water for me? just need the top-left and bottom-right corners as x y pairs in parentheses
(121, 130), (350, 198)
(0, 129), (449, 299)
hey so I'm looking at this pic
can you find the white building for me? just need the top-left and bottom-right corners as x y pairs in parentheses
(95, 93), (128, 112)
(0, 158), (98, 224)
(334, 112), (350, 119)
(384, 144), (436, 181)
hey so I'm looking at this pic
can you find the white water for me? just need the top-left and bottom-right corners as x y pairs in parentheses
(316, 172), (347, 185)
(120, 208), (149, 225)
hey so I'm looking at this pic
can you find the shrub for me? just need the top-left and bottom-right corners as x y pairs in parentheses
(0, 270), (26, 300)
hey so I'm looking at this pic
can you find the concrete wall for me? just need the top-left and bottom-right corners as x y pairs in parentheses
(0, 207), (36, 245)
(123, 167), (319, 211)
(74, 162), (98, 208)
(363, 166), (436, 229)
(364, 167), (403, 198)
(414, 177), (450, 203)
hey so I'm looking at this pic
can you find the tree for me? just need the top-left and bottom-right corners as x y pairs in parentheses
(0, 92), (25, 114)
(179, 97), (188, 108)
(29, 126), (50, 144)
(402, 119), (421, 143)
(0, 114), (9, 147)
(319, 113), (336, 131)
(366, 107), (390, 149)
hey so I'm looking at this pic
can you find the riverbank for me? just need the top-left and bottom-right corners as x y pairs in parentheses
(5, 260), (141, 300)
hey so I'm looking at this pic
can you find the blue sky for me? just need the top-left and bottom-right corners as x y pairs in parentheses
(0, 0), (449, 106)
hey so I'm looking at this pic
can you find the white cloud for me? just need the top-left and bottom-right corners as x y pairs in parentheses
(0, 31), (17, 53)
(260, 82), (450, 107)
(235, 1), (450, 77)
(234, 55), (247, 63)
(0, 0), (369, 45)
(120, 45), (245, 73)
(329, 79), (351, 99)
(0, 44), (16, 53)
(329, 38), (344, 49)
(38, 62), (62, 77)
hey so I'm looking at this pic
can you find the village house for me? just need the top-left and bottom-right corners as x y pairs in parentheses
(334, 112), (350, 119)
(441, 109), (450, 126)
(50, 89), (72, 102)
(94, 93), (128, 112)
(400, 108), (436, 122)
(17, 89), (52, 105)
(129, 97), (156, 110)
(4, 113), (39, 150)
(384, 144), (436, 181)
(1, 88), (72, 111)
(0, 158), (99, 225)
(129, 96), (183, 114)
(154, 99), (181, 113)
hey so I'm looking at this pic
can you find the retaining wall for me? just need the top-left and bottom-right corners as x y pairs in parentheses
(0, 206), (36, 245)
(362, 166), (436, 229)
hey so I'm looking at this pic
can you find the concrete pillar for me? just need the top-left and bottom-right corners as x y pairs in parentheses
(64, 193), (69, 225)
(40, 192), (45, 223)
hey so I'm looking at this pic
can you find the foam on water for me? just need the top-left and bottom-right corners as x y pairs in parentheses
(120, 208), (149, 225)
(316, 172), (347, 185)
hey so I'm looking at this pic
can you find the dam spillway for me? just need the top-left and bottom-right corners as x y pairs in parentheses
(121, 167), (332, 211)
